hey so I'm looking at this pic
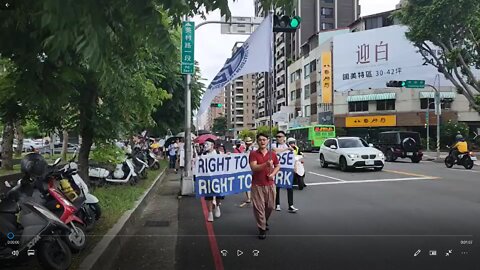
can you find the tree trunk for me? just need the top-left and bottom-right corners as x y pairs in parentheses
(14, 120), (24, 157)
(77, 82), (98, 185)
(2, 119), (15, 170)
(61, 130), (69, 162)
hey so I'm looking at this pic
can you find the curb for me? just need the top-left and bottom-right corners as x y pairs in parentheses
(78, 169), (167, 270)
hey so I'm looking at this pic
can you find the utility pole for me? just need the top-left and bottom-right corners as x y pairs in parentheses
(426, 83), (441, 159)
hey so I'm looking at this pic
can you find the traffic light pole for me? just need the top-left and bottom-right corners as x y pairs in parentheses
(182, 15), (193, 196)
(426, 83), (441, 159)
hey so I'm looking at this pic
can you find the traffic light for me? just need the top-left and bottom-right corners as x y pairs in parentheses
(273, 15), (301, 33)
(386, 80), (406, 87)
(210, 103), (223, 108)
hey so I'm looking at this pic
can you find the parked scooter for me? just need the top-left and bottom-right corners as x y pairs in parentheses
(33, 157), (88, 253)
(61, 151), (101, 231)
(145, 148), (160, 170)
(1, 157), (73, 270)
(132, 147), (149, 179)
(89, 153), (139, 185)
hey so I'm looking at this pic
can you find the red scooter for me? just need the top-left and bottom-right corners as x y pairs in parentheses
(42, 158), (87, 253)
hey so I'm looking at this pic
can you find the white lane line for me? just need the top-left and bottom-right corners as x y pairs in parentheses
(447, 169), (479, 173)
(309, 171), (345, 182)
(307, 177), (435, 186)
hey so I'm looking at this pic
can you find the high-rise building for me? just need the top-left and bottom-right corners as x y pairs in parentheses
(205, 92), (225, 131)
(253, 0), (360, 129)
(225, 42), (257, 139)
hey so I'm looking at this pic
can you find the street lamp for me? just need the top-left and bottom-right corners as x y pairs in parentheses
(425, 84), (441, 159)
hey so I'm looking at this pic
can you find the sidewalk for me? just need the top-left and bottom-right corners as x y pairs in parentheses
(108, 172), (181, 270)
(422, 151), (480, 165)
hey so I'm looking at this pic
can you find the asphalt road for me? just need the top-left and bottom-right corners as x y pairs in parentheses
(176, 153), (480, 270)
(3, 154), (480, 270)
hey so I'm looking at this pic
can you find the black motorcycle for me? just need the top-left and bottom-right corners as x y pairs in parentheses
(0, 179), (72, 270)
(444, 148), (475, 169)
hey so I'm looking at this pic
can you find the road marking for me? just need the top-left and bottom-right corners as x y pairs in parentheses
(309, 172), (345, 182)
(447, 169), (480, 173)
(384, 169), (436, 179)
(200, 198), (224, 270)
(307, 177), (437, 186)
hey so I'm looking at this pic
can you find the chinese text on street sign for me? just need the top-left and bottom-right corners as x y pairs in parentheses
(181, 21), (195, 74)
(321, 52), (332, 103)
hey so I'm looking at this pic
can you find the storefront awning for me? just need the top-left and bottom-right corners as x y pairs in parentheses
(347, 93), (396, 102)
(419, 92), (456, 99)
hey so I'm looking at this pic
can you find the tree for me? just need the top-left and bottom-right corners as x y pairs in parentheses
(256, 125), (279, 137)
(396, 0), (480, 111)
(440, 120), (470, 146)
(212, 116), (227, 135)
(239, 129), (255, 140)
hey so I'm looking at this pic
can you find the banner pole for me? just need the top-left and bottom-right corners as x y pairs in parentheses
(269, 11), (275, 163)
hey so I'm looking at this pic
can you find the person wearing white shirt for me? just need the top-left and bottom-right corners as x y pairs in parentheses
(272, 131), (298, 213)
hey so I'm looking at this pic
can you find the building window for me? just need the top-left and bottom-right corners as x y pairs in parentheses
(290, 72), (295, 83)
(310, 60), (316, 72)
(321, 22), (334, 30)
(321, 7), (334, 19)
(420, 98), (452, 110)
(295, 88), (301, 99)
(305, 105), (311, 116)
(304, 85), (311, 99)
(348, 101), (369, 112)
(311, 104), (317, 115)
(310, 82), (317, 93)
(365, 17), (382, 30)
(323, 0), (334, 3)
(376, 100), (396, 111)
(304, 64), (310, 79)
(291, 91), (295, 101)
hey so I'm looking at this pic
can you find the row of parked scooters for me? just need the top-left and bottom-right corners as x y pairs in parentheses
(0, 147), (160, 270)
(88, 146), (160, 185)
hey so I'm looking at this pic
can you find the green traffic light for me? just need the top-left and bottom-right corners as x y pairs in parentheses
(290, 17), (301, 28)
(401, 81), (406, 87)
(217, 104), (223, 108)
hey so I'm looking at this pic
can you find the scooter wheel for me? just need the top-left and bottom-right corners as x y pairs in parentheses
(130, 176), (139, 186)
(152, 162), (160, 170)
(37, 238), (72, 270)
(64, 222), (87, 253)
(90, 203), (102, 220)
(141, 169), (148, 179)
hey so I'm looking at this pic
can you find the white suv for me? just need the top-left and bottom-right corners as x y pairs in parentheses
(320, 137), (385, 171)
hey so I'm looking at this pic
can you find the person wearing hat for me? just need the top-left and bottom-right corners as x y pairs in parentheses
(202, 138), (224, 222)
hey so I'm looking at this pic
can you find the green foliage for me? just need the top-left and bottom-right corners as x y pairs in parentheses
(256, 125), (279, 137)
(396, 0), (480, 111)
(239, 129), (256, 140)
(212, 116), (227, 135)
(440, 120), (470, 146)
(23, 119), (43, 138)
(90, 143), (125, 165)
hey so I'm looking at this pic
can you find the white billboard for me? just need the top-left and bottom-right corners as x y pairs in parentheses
(333, 25), (449, 91)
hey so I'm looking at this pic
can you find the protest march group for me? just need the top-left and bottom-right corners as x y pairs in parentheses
(193, 131), (306, 240)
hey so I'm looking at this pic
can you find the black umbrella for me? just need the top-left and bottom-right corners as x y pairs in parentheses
(164, 136), (181, 148)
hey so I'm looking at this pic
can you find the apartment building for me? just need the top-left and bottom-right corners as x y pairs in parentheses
(225, 42), (257, 139)
(205, 92), (225, 131)
(254, 0), (360, 128)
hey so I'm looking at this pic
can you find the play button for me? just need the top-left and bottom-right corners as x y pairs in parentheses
(237, 250), (243, 257)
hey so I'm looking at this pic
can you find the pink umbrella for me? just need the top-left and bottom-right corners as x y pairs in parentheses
(195, 134), (218, 144)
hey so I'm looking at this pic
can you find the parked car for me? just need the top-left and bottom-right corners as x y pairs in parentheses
(319, 137), (385, 171)
(375, 131), (423, 163)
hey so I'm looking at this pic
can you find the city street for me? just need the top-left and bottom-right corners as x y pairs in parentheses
(175, 153), (480, 270)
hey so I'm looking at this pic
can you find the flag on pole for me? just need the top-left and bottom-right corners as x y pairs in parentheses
(197, 14), (273, 118)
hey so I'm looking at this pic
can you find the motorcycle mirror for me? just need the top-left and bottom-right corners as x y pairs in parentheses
(54, 158), (62, 166)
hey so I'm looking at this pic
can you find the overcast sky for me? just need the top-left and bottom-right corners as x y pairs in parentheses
(193, 0), (400, 85)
